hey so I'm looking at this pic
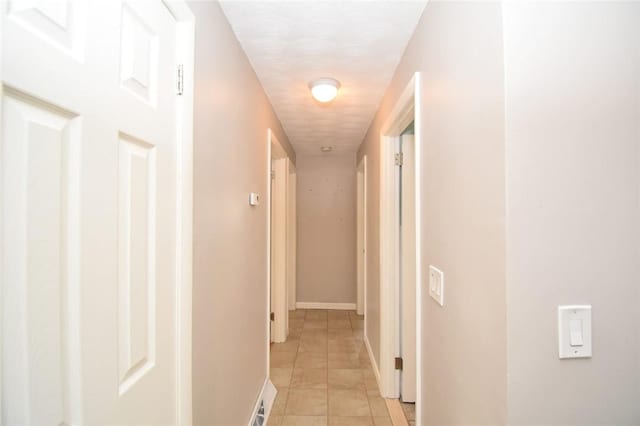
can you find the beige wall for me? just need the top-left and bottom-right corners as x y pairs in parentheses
(359, 2), (640, 425)
(190, 1), (640, 424)
(504, 3), (640, 424)
(190, 2), (294, 424)
(296, 153), (357, 304)
(357, 2), (507, 424)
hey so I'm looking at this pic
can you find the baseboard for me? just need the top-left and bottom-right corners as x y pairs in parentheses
(364, 333), (382, 392)
(365, 335), (410, 425)
(248, 378), (277, 426)
(386, 399), (410, 426)
(296, 302), (356, 310)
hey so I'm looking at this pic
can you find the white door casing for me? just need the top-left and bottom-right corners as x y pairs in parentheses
(1, 0), (194, 424)
(400, 134), (416, 403)
(379, 74), (422, 423)
(0, 12), (4, 422)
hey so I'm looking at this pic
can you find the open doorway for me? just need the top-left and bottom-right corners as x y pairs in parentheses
(378, 73), (422, 424)
(268, 129), (295, 343)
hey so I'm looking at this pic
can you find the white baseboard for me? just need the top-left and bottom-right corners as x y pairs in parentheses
(296, 302), (356, 310)
(248, 378), (277, 426)
(364, 333), (382, 392)
(386, 398), (410, 426)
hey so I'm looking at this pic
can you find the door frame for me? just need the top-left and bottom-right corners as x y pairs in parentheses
(267, 129), (290, 344)
(165, 2), (195, 424)
(0, 9), (4, 423)
(378, 72), (423, 423)
(357, 156), (368, 316)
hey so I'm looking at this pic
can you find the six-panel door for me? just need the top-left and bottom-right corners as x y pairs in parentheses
(2, 1), (182, 423)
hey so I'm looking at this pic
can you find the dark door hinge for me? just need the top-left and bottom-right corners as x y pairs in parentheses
(395, 357), (403, 370)
(270, 312), (275, 321)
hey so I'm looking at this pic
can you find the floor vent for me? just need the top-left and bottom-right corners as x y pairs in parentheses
(249, 379), (276, 426)
(251, 400), (265, 426)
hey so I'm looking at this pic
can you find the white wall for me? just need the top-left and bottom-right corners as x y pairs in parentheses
(189, 2), (294, 424)
(296, 153), (357, 304)
(504, 2), (640, 424)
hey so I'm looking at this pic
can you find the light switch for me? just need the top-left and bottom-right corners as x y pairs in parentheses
(558, 305), (592, 359)
(249, 192), (260, 206)
(428, 265), (444, 306)
(569, 319), (583, 347)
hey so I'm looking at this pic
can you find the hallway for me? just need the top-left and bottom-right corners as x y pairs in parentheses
(3, 1), (640, 424)
(269, 309), (399, 425)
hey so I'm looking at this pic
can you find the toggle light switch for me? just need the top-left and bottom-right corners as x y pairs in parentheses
(569, 319), (583, 347)
(558, 305), (592, 359)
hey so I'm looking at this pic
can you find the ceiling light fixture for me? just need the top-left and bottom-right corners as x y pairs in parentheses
(309, 78), (340, 103)
(321, 146), (333, 153)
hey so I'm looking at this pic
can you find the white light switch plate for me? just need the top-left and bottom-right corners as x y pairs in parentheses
(249, 192), (260, 206)
(558, 305), (592, 359)
(429, 265), (444, 306)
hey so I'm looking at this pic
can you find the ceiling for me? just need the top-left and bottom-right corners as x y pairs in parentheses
(220, 1), (427, 156)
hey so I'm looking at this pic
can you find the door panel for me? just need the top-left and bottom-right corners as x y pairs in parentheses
(6, 0), (85, 61)
(400, 134), (416, 403)
(357, 157), (367, 316)
(2, 89), (82, 426)
(287, 163), (297, 312)
(270, 157), (288, 343)
(117, 133), (157, 396)
(2, 1), (183, 423)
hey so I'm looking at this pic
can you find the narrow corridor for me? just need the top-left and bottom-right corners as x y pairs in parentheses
(269, 310), (396, 425)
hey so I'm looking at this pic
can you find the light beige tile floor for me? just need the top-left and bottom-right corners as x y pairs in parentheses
(401, 402), (415, 426)
(269, 309), (392, 426)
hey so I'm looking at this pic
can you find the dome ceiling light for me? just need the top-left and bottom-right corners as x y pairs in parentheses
(309, 78), (340, 103)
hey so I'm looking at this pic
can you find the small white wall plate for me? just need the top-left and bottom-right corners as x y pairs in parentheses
(429, 265), (444, 306)
(558, 305), (592, 359)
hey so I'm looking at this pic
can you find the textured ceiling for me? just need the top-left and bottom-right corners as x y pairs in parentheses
(220, 1), (427, 156)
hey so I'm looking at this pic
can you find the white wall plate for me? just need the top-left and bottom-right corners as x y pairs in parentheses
(558, 305), (592, 359)
(428, 265), (444, 306)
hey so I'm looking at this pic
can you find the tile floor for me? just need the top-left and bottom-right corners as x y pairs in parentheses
(401, 402), (415, 426)
(268, 309), (392, 426)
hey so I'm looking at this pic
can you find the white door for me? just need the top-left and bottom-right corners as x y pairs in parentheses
(400, 134), (416, 403)
(356, 156), (367, 316)
(287, 162), (297, 312)
(270, 156), (288, 343)
(270, 159), (275, 341)
(2, 1), (187, 424)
